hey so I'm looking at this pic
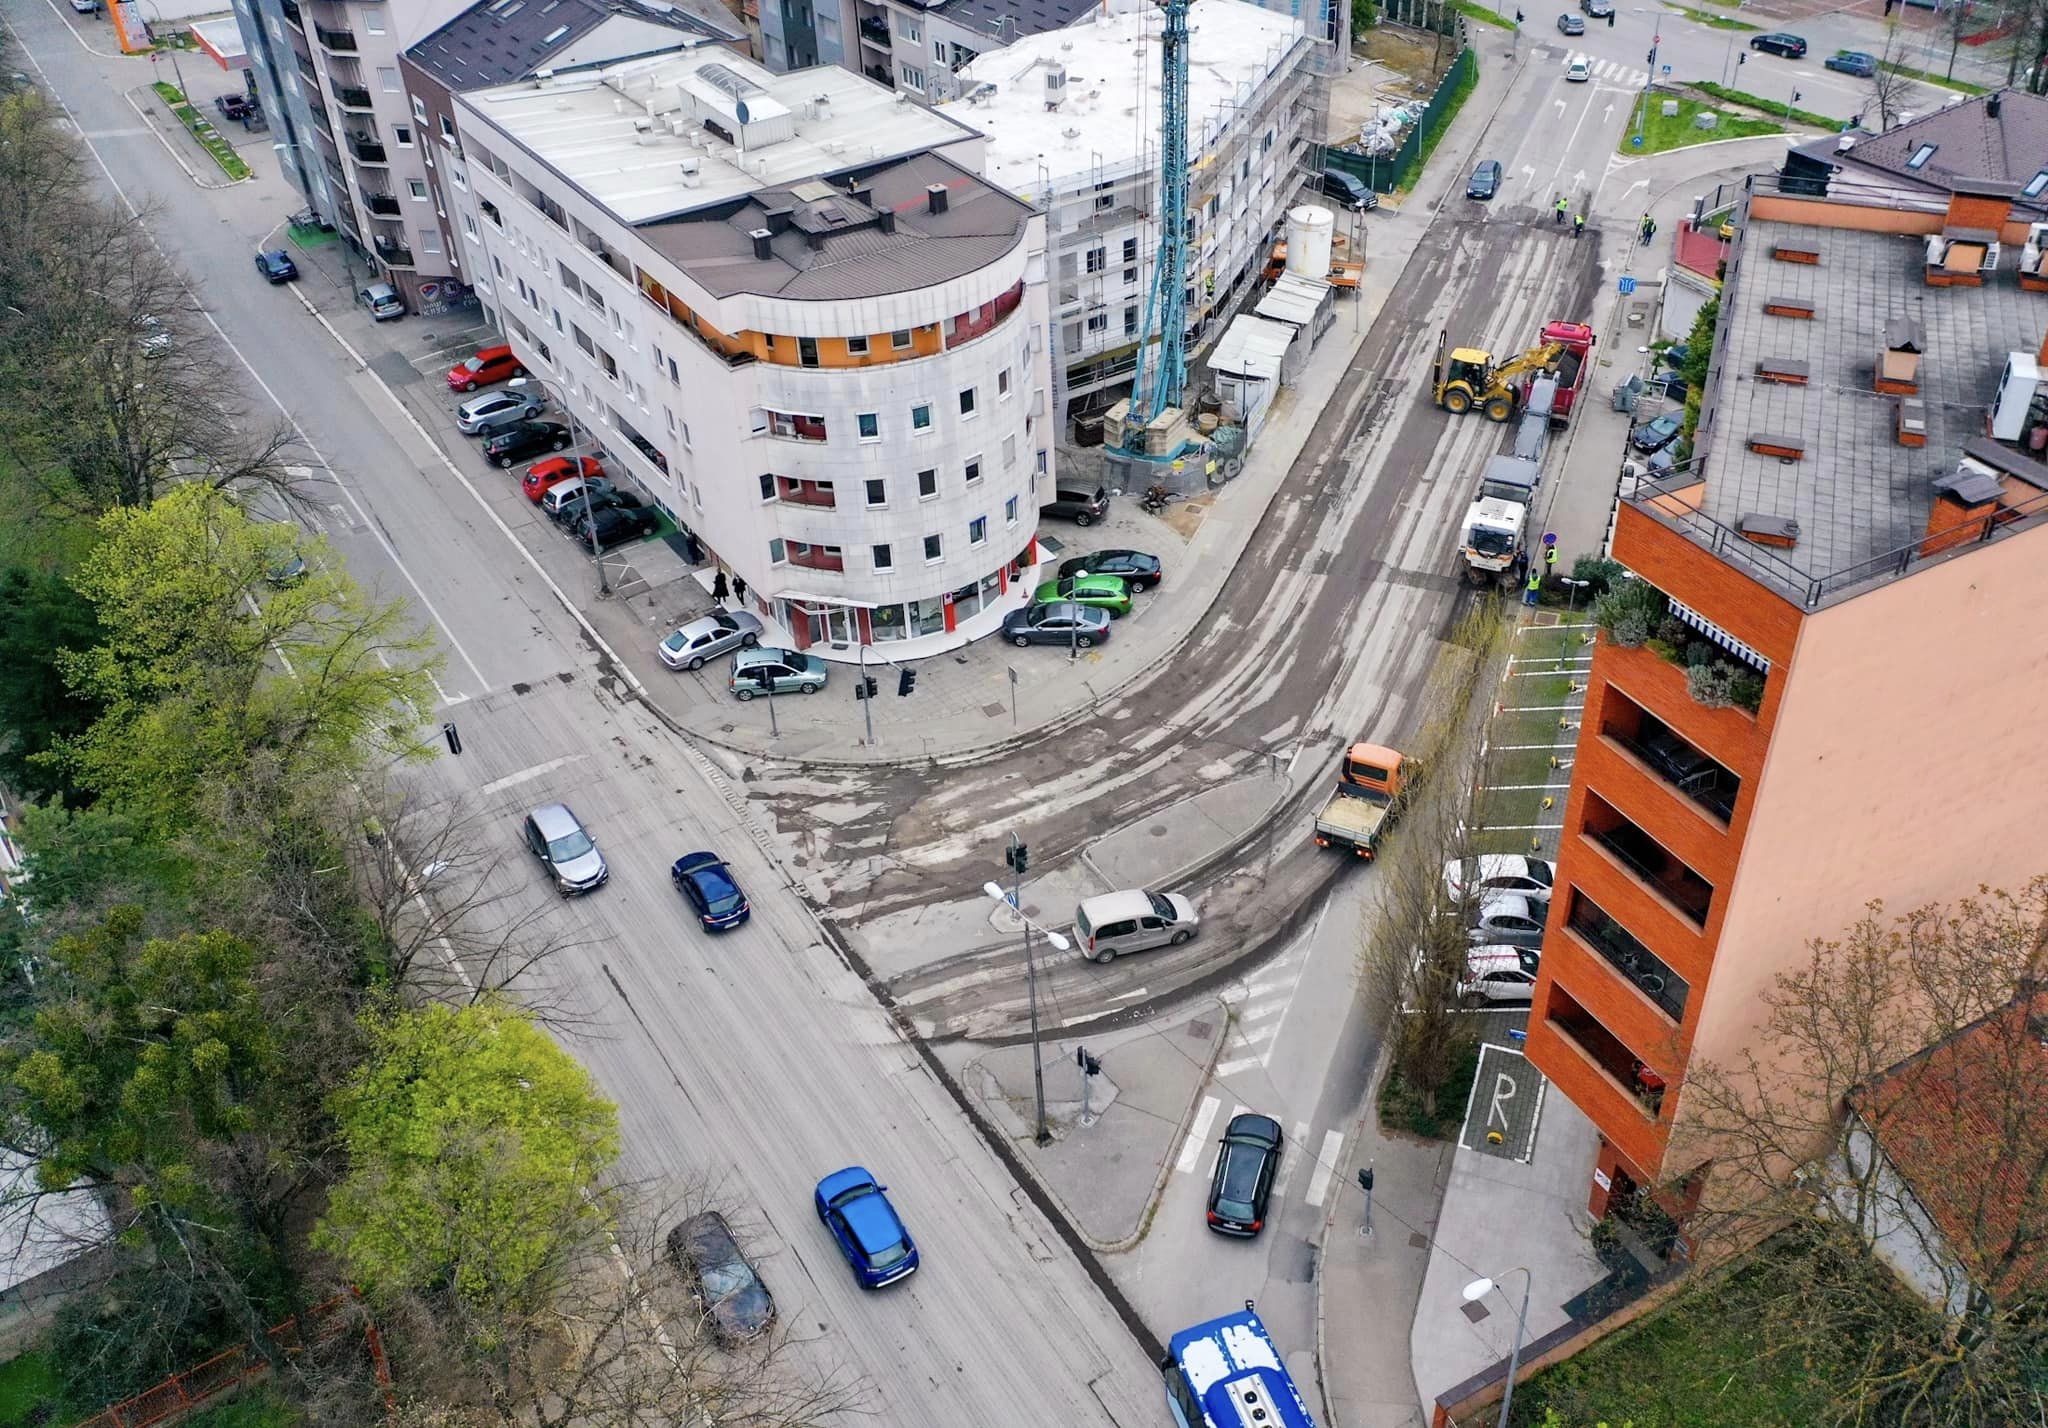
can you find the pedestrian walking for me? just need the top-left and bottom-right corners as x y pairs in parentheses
(1524, 569), (1543, 608)
(1605, 7), (1613, 24)
(1573, 213), (1586, 240)
(1553, 197), (1568, 226)
(732, 573), (747, 606)
(1639, 214), (1653, 244)
(710, 568), (729, 605)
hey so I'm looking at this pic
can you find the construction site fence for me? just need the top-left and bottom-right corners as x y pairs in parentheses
(1320, 28), (1473, 193)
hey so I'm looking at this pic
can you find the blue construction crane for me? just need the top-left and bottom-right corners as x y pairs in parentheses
(1125, 0), (1191, 452)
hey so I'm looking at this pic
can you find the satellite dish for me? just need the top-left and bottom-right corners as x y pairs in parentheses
(736, 99), (751, 125)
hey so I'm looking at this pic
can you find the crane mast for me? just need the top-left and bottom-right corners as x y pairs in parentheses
(1126, 0), (1190, 442)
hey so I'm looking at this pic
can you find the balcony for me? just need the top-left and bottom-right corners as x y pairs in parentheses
(858, 16), (891, 45)
(785, 541), (845, 573)
(314, 24), (357, 52)
(754, 409), (827, 443)
(361, 189), (400, 216)
(333, 84), (374, 111)
(1601, 691), (1740, 825)
(1583, 796), (1713, 928)
(280, 0), (303, 27)
(944, 281), (1025, 350)
(373, 238), (414, 270)
(1564, 891), (1689, 1023)
(775, 477), (837, 509)
(346, 132), (387, 164)
(864, 66), (893, 85)
(295, 51), (320, 85)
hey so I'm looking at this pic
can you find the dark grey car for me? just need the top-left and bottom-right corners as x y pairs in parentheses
(522, 802), (608, 895)
(1002, 601), (1111, 648)
(667, 1212), (775, 1346)
(1466, 160), (1503, 200)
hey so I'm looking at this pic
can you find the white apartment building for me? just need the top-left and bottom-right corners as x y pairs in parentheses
(453, 50), (1055, 657)
(937, 0), (1319, 428)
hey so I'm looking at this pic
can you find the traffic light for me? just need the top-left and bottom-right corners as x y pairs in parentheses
(1005, 841), (1029, 875)
(897, 667), (917, 697)
(856, 675), (878, 699)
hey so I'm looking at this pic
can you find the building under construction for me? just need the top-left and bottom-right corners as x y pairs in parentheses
(938, 0), (1325, 434)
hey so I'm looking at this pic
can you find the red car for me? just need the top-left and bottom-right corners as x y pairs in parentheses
(523, 455), (604, 502)
(446, 343), (525, 392)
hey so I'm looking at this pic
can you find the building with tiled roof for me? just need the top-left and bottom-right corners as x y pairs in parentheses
(1784, 87), (2048, 220)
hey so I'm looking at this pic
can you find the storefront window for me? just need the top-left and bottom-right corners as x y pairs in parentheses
(951, 580), (982, 620)
(870, 603), (907, 641)
(911, 596), (947, 636)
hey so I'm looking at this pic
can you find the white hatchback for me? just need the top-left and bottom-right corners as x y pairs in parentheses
(1566, 57), (1592, 82)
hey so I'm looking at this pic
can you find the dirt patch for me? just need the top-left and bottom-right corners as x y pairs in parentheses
(1358, 28), (1457, 90)
(1161, 492), (1213, 540)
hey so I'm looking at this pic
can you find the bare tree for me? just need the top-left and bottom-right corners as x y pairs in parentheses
(1867, 25), (1923, 131)
(1671, 880), (2048, 1426)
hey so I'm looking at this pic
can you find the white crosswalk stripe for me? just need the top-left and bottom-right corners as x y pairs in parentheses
(1272, 1120), (1310, 1202)
(1216, 940), (1310, 1078)
(1303, 1129), (1347, 1208)
(1175, 1095), (1223, 1174)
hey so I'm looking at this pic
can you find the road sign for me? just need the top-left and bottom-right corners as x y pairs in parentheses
(1661, 63), (1672, 75)
(1542, 531), (1558, 546)
(1618, 276), (1638, 295)
(1631, 135), (1643, 148)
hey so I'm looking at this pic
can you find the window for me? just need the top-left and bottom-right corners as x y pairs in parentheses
(462, 213), (478, 239)
(917, 468), (938, 499)
(901, 65), (925, 91)
(573, 325), (595, 357)
(872, 543), (893, 570)
(2026, 168), (2048, 200)
(1095, 184), (1115, 212)
(865, 478), (886, 507)
(769, 538), (787, 563)
(959, 387), (977, 417)
(1906, 144), (1938, 170)
(899, 17), (920, 39)
(394, 125), (413, 147)
(923, 534), (943, 563)
(1124, 266), (1139, 285)
(857, 412), (880, 441)
(668, 357), (680, 385)
(1123, 237), (1139, 262)
(1085, 247), (1105, 274)
(998, 367), (1011, 398)
(1005, 495), (1019, 524)
(440, 114), (457, 142)
(1086, 314), (1108, 333)
(409, 98), (424, 122)
(912, 402), (933, 432)
(378, 67), (401, 92)
(968, 516), (987, 546)
(364, 9), (385, 31)
(420, 228), (442, 255)
(758, 473), (776, 501)
(1002, 434), (1016, 468)
(408, 179), (428, 200)
(798, 336), (820, 367)
(891, 329), (913, 350)
(847, 334), (870, 355)
(964, 457), (982, 485)
(1124, 305), (1139, 335)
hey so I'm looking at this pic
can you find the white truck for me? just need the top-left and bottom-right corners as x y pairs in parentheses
(1459, 453), (1541, 587)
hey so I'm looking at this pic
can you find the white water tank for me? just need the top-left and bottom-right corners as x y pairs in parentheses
(1285, 204), (1334, 279)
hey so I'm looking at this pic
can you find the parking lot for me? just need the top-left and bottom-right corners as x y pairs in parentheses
(1472, 616), (1594, 861)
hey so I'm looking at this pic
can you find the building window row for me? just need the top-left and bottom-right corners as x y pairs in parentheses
(772, 513), (1008, 572)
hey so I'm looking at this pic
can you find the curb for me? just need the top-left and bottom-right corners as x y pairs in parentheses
(125, 88), (244, 191)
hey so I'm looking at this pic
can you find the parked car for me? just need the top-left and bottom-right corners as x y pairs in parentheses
(659, 611), (764, 671)
(1655, 369), (1690, 403)
(457, 389), (545, 435)
(485, 420), (572, 467)
(1469, 893), (1547, 949)
(565, 492), (647, 539)
(1206, 1113), (1283, 1237)
(730, 647), (829, 699)
(1466, 159), (1503, 200)
(1825, 49), (1876, 76)
(814, 1167), (919, 1289)
(1656, 343), (1690, 371)
(1031, 573), (1132, 617)
(1580, 0), (1613, 15)
(1459, 947), (1542, 1004)
(446, 343), (525, 392)
(69, 0), (100, 13)
(522, 802), (607, 895)
(215, 93), (256, 120)
(1566, 56), (1592, 83)
(1557, 12), (1584, 34)
(1444, 855), (1555, 904)
(357, 282), (404, 321)
(1749, 32), (1807, 57)
(522, 454), (603, 501)
(1074, 887), (1198, 964)
(1316, 167), (1378, 212)
(666, 1211), (775, 1346)
(134, 315), (172, 358)
(264, 552), (308, 588)
(541, 476), (615, 520)
(1630, 411), (1683, 453)
(581, 504), (658, 550)
(1057, 548), (1163, 591)
(670, 851), (750, 931)
(1002, 602), (1111, 649)
(253, 248), (297, 283)
(1040, 483), (1110, 526)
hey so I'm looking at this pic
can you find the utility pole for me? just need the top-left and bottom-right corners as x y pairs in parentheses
(1002, 836), (1051, 1145)
(856, 644), (875, 745)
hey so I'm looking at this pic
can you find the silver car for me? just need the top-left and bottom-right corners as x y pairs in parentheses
(659, 610), (765, 671)
(457, 390), (544, 435)
(1468, 893), (1546, 949)
(729, 647), (828, 699)
(522, 802), (608, 895)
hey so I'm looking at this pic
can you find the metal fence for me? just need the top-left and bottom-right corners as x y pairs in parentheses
(1321, 39), (1474, 193)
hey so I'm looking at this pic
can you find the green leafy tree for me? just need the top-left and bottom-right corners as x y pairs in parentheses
(316, 1000), (619, 1314)
(52, 485), (440, 828)
(0, 566), (104, 800)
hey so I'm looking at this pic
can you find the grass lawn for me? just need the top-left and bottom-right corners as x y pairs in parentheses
(1878, 60), (1988, 94)
(1618, 92), (1782, 155)
(179, 1388), (299, 1428)
(1451, 0), (1514, 30)
(1688, 81), (1842, 130)
(1379, 1036), (1481, 1139)
(1661, 3), (1758, 30)
(149, 81), (251, 181)
(1400, 51), (1478, 191)
(0, 1353), (62, 1428)
(1473, 624), (1588, 848)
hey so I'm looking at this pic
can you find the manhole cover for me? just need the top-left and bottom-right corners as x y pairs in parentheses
(1186, 1019), (1214, 1041)
(1409, 1233), (1429, 1250)
(1460, 1300), (1491, 1324)
(982, 702), (1006, 718)
(1149, 824), (1168, 837)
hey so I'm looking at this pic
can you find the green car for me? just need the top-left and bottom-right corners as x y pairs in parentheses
(1031, 573), (1132, 617)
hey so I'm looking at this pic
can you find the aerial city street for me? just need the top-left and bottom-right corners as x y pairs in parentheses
(0, 0), (2043, 1422)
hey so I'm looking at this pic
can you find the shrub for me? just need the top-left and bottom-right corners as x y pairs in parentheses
(1572, 556), (1624, 596)
(1686, 660), (1738, 708)
(1592, 580), (1664, 647)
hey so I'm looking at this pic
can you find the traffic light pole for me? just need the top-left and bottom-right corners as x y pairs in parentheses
(858, 644), (875, 746)
(1010, 831), (1051, 1147)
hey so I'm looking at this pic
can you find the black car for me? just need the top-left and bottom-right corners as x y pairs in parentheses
(583, 504), (659, 550)
(1630, 411), (1683, 453)
(215, 93), (256, 121)
(666, 1212), (775, 1346)
(484, 420), (572, 467)
(1315, 168), (1378, 212)
(1057, 548), (1163, 591)
(1557, 12), (1584, 34)
(253, 249), (298, 283)
(1002, 601), (1111, 648)
(1750, 32), (1807, 57)
(1466, 160), (1503, 200)
(1039, 484), (1110, 526)
(1656, 342), (1690, 372)
(1206, 1113), (1283, 1236)
(564, 491), (646, 536)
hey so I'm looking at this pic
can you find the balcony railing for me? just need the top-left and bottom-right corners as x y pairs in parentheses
(314, 25), (357, 52)
(295, 51), (320, 85)
(945, 281), (1025, 350)
(775, 478), (836, 509)
(858, 16), (891, 43)
(1605, 720), (1739, 824)
(1566, 893), (1689, 1023)
(374, 241), (414, 270)
(333, 84), (374, 111)
(346, 133), (387, 164)
(280, 0), (303, 26)
(635, 271), (759, 370)
(1587, 819), (1713, 928)
(1547, 1000), (1667, 1120)
(361, 190), (400, 216)
(755, 410), (827, 443)
(864, 66), (892, 85)
(785, 543), (845, 573)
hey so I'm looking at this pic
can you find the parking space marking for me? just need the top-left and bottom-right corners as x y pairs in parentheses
(1175, 1095), (1223, 1174)
(1303, 1129), (1346, 1208)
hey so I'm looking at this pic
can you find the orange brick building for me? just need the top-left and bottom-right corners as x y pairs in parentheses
(1527, 161), (2048, 1221)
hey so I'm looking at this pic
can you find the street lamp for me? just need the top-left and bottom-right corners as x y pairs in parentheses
(982, 863), (1069, 1148)
(1462, 1267), (1534, 1428)
(509, 376), (608, 596)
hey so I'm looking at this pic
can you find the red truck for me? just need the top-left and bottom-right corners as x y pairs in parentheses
(1530, 320), (1596, 427)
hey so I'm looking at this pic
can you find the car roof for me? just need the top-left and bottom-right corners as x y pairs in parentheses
(1467, 946), (1540, 973)
(529, 802), (581, 837)
(734, 646), (795, 669)
(1478, 891), (1538, 917)
(1224, 1112), (1282, 1144)
(1079, 888), (1163, 924)
(672, 1211), (744, 1270)
(674, 850), (732, 884)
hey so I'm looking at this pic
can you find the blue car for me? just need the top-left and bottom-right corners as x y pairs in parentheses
(670, 851), (750, 931)
(814, 1167), (918, 1289)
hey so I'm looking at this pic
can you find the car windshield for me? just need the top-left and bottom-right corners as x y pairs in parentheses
(706, 890), (744, 916)
(661, 631), (687, 651)
(1148, 892), (1176, 919)
(462, 356), (487, 372)
(1471, 529), (1515, 557)
(547, 829), (594, 862)
(698, 1257), (755, 1301)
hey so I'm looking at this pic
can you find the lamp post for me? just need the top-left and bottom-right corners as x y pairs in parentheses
(508, 376), (607, 596)
(982, 860), (1068, 1147)
(1462, 1268), (1533, 1428)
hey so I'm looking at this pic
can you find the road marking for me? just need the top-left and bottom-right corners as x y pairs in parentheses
(1215, 1055), (1264, 1077)
(1105, 987), (1150, 1004)
(1209, 1104), (1250, 1176)
(478, 754), (587, 797)
(1303, 1129), (1346, 1208)
(1176, 1096), (1223, 1174)
(1273, 1121), (1310, 1202)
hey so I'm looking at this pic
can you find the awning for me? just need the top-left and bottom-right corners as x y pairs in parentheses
(777, 591), (876, 611)
(1665, 595), (1770, 672)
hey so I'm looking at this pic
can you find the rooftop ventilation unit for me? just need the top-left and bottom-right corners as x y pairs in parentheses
(1045, 62), (1067, 111)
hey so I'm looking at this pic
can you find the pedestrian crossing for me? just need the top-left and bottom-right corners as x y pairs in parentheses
(1213, 939), (1309, 1077)
(1171, 1096), (1349, 1214)
(1565, 53), (1651, 86)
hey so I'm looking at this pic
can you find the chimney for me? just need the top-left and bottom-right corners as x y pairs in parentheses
(926, 182), (949, 214)
(1921, 460), (2003, 557)
(877, 208), (897, 234)
(763, 204), (794, 234)
(749, 227), (773, 259)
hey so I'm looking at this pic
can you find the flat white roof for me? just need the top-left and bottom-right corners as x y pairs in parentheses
(939, 0), (1306, 197)
(1253, 271), (1329, 328)
(1207, 313), (1293, 380)
(462, 49), (981, 223)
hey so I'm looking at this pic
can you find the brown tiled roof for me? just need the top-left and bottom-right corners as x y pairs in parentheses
(1850, 992), (2048, 1300)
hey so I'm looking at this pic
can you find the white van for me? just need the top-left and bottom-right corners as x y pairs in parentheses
(1074, 888), (1198, 964)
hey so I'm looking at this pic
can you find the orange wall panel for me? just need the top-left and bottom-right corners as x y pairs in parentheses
(1612, 505), (1805, 666)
